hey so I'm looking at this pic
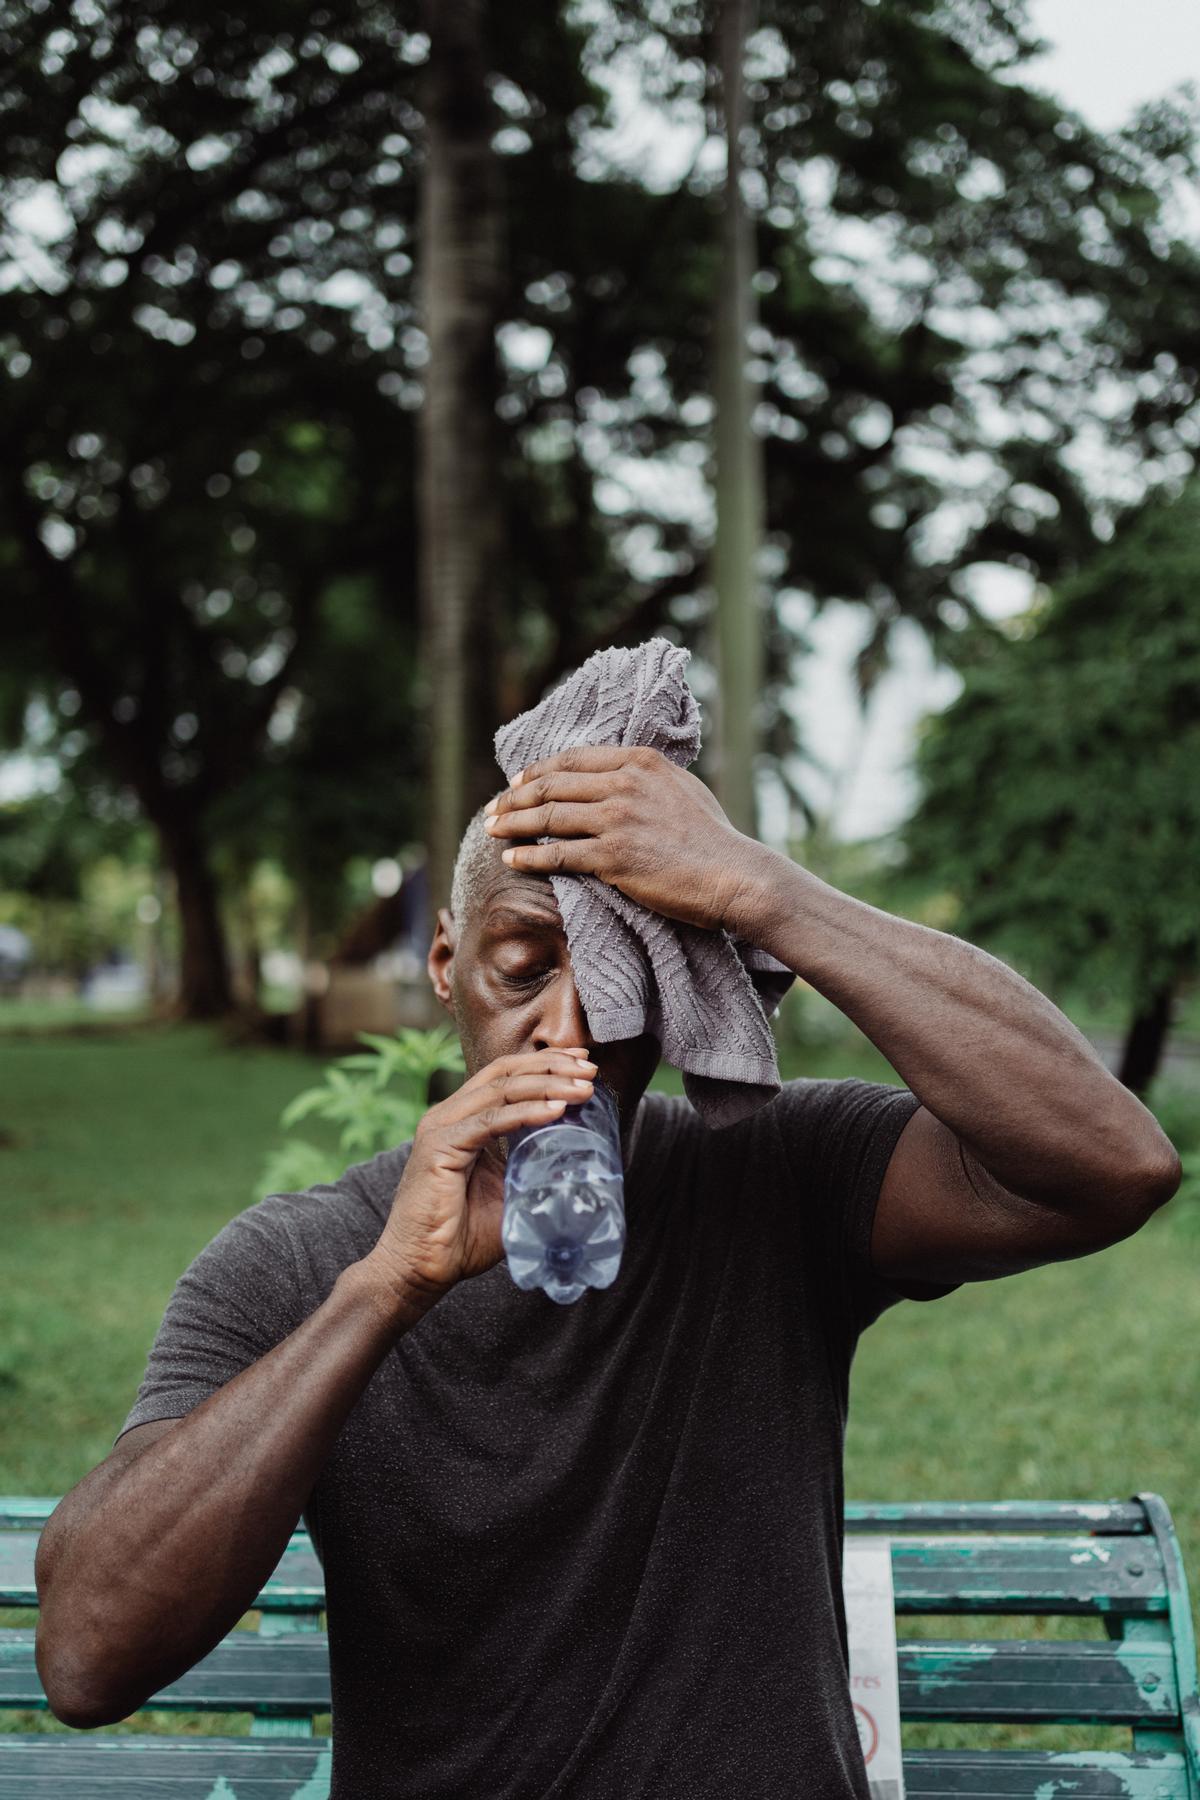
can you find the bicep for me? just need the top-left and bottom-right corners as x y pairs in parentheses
(121, 1201), (304, 1439)
(113, 1417), (183, 1458)
(872, 1105), (1136, 1287)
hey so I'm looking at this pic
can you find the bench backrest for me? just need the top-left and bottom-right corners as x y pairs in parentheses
(2, 1494), (1198, 1795)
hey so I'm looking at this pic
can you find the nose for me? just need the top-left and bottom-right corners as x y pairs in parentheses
(533, 969), (592, 1055)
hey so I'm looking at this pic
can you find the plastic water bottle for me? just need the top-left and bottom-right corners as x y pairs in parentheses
(501, 1073), (626, 1305)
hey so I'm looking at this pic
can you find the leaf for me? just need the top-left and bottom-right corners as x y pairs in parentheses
(257, 1140), (340, 1202)
(267, 1026), (464, 1181)
(280, 1087), (336, 1129)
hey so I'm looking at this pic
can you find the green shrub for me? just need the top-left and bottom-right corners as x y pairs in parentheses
(258, 1026), (465, 1198)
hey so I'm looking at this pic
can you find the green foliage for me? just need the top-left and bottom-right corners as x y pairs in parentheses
(4, 0), (1199, 845)
(904, 482), (1200, 1010)
(258, 1026), (465, 1198)
(0, 791), (165, 976)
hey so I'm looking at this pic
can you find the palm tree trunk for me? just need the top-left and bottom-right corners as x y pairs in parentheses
(712, 0), (764, 838)
(418, 0), (505, 920)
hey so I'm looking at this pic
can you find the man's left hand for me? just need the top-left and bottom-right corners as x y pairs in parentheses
(483, 745), (776, 936)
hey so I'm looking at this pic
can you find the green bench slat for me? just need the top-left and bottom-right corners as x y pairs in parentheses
(0, 1503), (60, 1531)
(888, 1537), (1166, 1615)
(902, 1746), (1189, 1797)
(847, 1501), (1151, 1537)
(0, 1739), (1185, 1798)
(1, 1630), (1177, 1728)
(0, 1530), (1167, 1616)
(898, 1638), (1179, 1724)
(0, 1631), (330, 1716)
(0, 1734), (332, 1796)
(1, 1497), (1152, 1536)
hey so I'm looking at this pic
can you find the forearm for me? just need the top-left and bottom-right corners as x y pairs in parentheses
(746, 852), (1175, 1212)
(36, 1257), (434, 1726)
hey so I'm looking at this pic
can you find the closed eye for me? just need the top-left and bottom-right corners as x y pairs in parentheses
(499, 968), (553, 988)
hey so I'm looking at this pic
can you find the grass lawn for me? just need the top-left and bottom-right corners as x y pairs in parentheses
(1, 1019), (1197, 1755)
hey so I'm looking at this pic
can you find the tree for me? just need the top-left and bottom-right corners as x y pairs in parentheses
(0, 4), (429, 1011)
(417, 0), (505, 917)
(0, 784), (151, 981)
(903, 481), (1200, 1092)
(500, 0), (1200, 814)
(711, 0), (765, 836)
(3, 0), (1199, 1009)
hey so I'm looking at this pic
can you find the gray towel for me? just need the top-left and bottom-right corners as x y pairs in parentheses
(493, 638), (795, 1129)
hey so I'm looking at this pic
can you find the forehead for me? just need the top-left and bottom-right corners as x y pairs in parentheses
(476, 872), (565, 939)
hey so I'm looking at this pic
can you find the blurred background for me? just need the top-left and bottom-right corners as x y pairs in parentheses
(1, 0), (1198, 1744)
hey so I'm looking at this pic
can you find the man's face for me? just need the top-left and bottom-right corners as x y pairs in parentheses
(427, 850), (660, 1153)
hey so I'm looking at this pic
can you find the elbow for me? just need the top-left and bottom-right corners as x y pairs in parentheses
(45, 1690), (124, 1732)
(1104, 1124), (1183, 1230)
(36, 1607), (141, 1731)
(1136, 1136), (1184, 1213)
(37, 1645), (132, 1731)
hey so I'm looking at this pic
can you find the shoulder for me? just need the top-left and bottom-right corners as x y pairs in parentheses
(768, 1074), (915, 1124)
(752, 1075), (919, 1186)
(191, 1142), (412, 1291)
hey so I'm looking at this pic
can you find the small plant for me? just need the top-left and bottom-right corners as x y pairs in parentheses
(257, 1025), (466, 1199)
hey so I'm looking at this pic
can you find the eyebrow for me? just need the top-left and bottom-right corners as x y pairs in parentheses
(480, 905), (564, 937)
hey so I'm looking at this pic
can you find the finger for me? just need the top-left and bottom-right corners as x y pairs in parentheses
(451, 1094), (580, 1150)
(485, 800), (606, 841)
(510, 746), (652, 788)
(432, 1074), (591, 1141)
(458, 1048), (595, 1095)
(476, 1069), (596, 1109)
(488, 771), (613, 815)
(498, 838), (607, 876)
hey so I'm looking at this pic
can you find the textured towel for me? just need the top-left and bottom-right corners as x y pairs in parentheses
(493, 638), (795, 1129)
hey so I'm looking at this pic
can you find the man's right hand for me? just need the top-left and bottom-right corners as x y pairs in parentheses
(362, 1046), (597, 1309)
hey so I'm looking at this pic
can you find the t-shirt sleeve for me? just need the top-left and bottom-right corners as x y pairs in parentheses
(118, 1193), (308, 1441)
(767, 1077), (962, 1339)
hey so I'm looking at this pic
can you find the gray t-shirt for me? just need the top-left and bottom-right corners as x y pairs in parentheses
(123, 1077), (956, 1799)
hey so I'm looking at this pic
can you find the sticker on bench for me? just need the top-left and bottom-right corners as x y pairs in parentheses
(845, 1536), (904, 1800)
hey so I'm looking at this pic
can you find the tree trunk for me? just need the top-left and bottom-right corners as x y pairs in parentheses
(1117, 981), (1176, 1094)
(161, 822), (234, 1020)
(418, 0), (505, 918)
(711, 0), (764, 838)
(332, 861), (425, 966)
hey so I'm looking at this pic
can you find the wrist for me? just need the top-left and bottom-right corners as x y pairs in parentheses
(340, 1252), (447, 1341)
(723, 840), (800, 950)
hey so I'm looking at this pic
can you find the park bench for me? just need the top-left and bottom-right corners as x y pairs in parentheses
(1, 1494), (1197, 1797)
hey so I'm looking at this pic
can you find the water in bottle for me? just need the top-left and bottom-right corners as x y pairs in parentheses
(501, 1073), (626, 1304)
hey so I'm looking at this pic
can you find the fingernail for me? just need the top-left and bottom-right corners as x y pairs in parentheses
(500, 849), (515, 863)
(484, 815), (497, 830)
(572, 1077), (593, 1089)
(484, 797), (499, 815)
(512, 769), (525, 787)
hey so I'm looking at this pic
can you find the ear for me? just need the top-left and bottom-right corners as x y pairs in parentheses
(427, 906), (458, 1010)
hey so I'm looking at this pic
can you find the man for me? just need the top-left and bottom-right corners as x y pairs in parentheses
(36, 744), (1179, 1798)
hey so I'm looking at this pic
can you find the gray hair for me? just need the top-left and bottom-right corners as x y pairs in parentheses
(449, 794), (505, 929)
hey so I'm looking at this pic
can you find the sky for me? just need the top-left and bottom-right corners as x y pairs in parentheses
(791, 0), (1200, 843)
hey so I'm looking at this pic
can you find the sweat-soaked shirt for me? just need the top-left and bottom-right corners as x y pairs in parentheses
(121, 1076), (958, 1799)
